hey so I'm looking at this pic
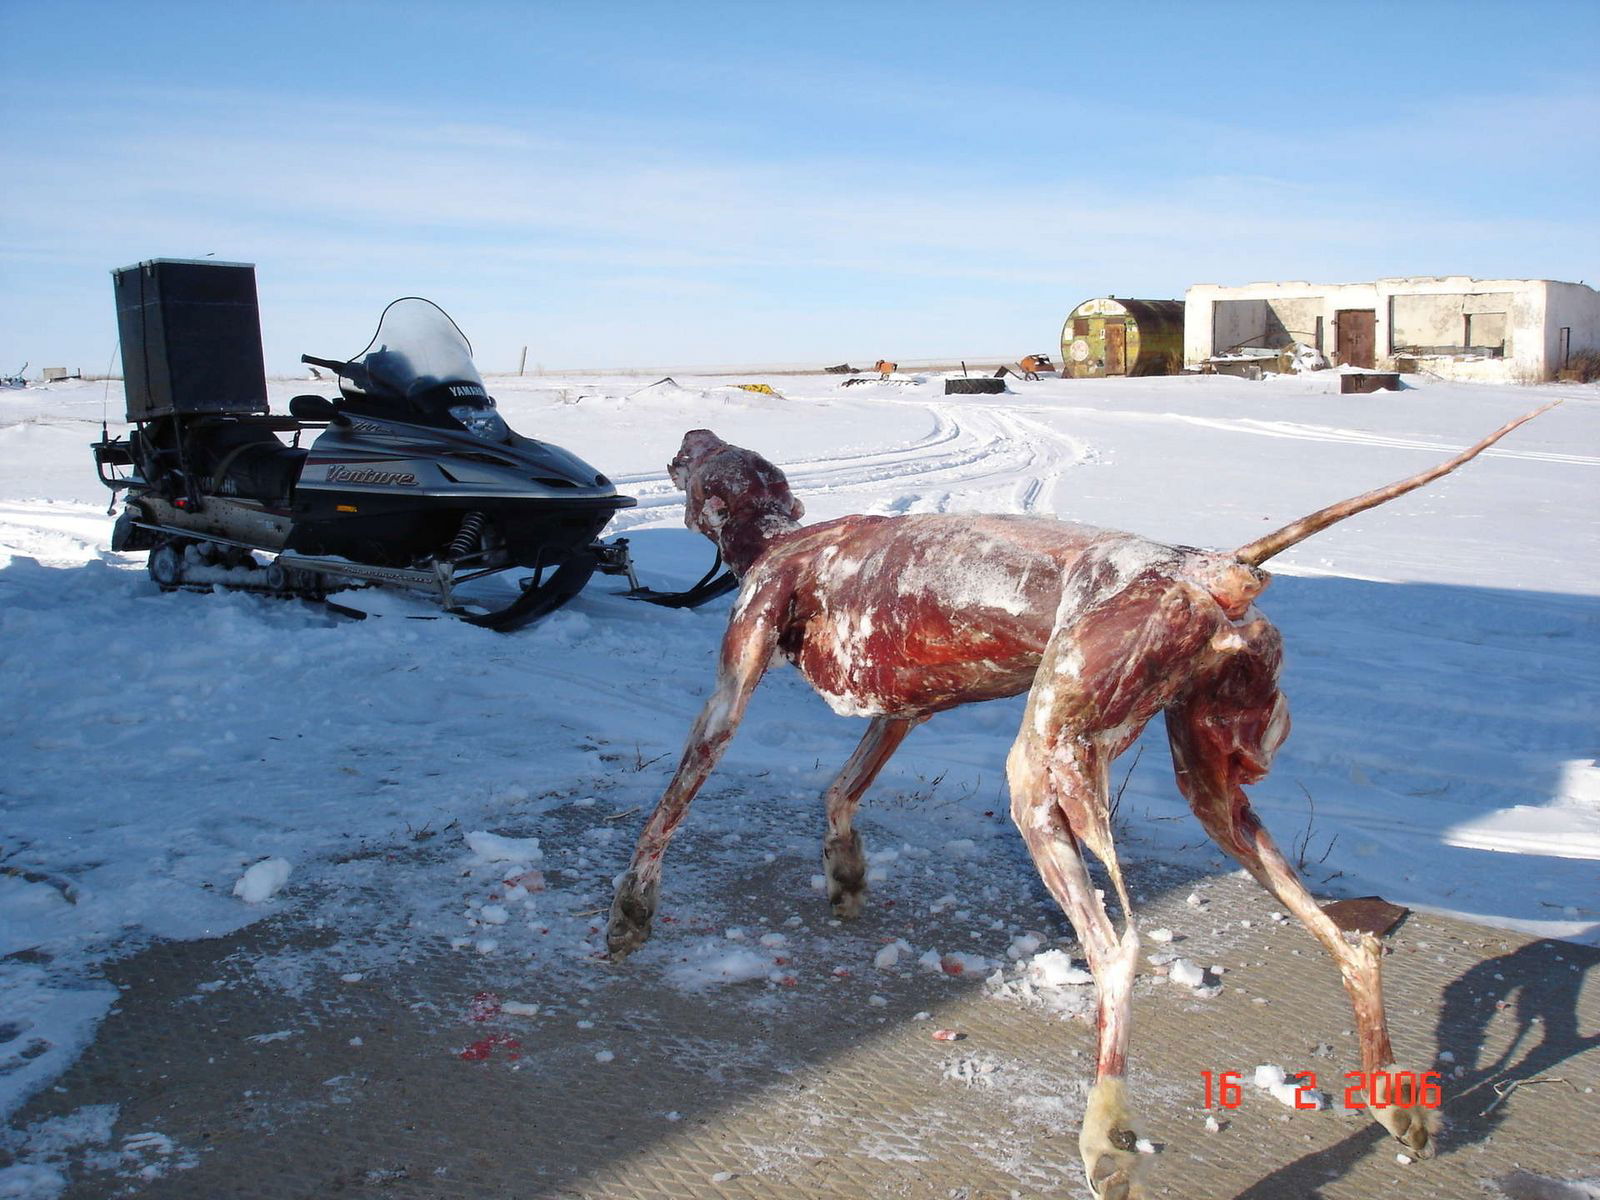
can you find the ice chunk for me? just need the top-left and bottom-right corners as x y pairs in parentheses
(1168, 959), (1205, 988)
(666, 947), (773, 989)
(1027, 949), (1093, 988)
(464, 831), (542, 863)
(1253, 1064), (1286, 1089)
(1253, 1063), (1323, 1108)
(1270, 1080), (1323, 1109)
(939, 951), (993, 977)
(232, 857), (291, 904)
(873, 941), (907, 970)
(1007, 932), (1045, 959)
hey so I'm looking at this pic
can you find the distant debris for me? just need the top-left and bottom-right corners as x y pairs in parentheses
(946, 377), (1006, 395)
(823, 362), (856, 374)
(1198, 341), (1330, 380)
(1018, 353), (1055, 380)
(2, 361), (28, 388)
(1340, 371), (1402, 394)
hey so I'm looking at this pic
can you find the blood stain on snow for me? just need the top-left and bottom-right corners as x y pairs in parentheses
(458, 1034), (521, 1062)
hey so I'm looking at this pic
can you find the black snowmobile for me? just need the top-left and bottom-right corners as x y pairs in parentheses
(93, 260), (733, 629)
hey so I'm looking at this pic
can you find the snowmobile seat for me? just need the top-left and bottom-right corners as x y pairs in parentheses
(191, 421), (307, 504)
(214, 442), (307, 503)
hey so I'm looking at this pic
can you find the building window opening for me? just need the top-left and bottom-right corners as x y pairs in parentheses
(1465, 312), (1507, 357)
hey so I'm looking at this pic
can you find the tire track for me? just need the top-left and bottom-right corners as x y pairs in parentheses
(610, 398), (1091, 532)
(1031, 406), (1596, 467)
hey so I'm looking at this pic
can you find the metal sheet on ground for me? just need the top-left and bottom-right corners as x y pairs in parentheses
(11, 842), (1598, 1199)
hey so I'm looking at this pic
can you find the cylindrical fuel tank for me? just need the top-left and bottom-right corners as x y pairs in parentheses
(1060, 298), (1185, 378)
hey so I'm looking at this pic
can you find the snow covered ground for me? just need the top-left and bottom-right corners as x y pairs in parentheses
(2, 366), (1597, 1138)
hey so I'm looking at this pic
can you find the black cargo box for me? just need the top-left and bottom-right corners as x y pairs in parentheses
(113, 259), (268, 421)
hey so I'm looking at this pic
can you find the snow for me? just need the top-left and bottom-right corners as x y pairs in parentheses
(2, 367), (1597, 1127)
(665, 943), (775, 989)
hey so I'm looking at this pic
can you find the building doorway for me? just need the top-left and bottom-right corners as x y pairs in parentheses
(1336, 310), (1377, 368)
(1104, 322), (1127, 374)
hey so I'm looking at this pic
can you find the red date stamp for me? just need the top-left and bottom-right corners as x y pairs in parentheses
(1202, 1070), (1442, 1111)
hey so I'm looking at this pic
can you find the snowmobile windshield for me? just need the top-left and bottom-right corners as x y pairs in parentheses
(338, 298), (504, 437)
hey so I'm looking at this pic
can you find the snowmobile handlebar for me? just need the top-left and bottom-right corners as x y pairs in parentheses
(302, 353), (356, 377)
(302, 353), (375, 395)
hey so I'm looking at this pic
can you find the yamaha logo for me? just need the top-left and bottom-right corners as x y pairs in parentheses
(448, 384), (486, 398)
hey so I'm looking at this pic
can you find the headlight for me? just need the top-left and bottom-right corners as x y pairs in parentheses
(450, 404), (510, 442)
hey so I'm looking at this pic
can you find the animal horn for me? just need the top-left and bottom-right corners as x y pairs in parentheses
(1234, 400), (1562, 567)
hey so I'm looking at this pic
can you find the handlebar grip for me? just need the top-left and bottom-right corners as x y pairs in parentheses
(301, 354), (350, 373)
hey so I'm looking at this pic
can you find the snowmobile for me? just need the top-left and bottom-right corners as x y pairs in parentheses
(93, 272), (734, 629)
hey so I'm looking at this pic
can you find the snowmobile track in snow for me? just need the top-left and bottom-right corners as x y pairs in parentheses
(611, 401), (1088, 535)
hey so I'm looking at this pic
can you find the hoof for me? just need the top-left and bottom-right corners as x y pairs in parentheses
(823, 829), (868, 919)
(605, 871), (659, 961)
(1086, 1155), (1139, 1200)
(1080, 1078), (1146, 1199)
(1372, 1095), (1441, 1159)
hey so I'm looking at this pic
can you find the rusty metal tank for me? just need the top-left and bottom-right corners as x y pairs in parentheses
(1059, 297), (1184, 378)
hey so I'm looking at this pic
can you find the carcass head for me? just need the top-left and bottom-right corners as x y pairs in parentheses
(668, 429), (805, 574)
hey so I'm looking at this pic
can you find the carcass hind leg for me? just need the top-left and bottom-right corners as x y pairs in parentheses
(999, 568), (1235, 1196)
(821, 715), (923, 918)
(1166, 679), (1439, 1158)
(607, 578), (785, 960)
(1008, 731), (1145, 1198)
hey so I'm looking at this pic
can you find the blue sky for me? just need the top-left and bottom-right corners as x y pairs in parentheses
(2, 0), (1597, 373)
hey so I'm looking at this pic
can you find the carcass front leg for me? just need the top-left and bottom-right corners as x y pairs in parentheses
(1166, 648), (1439, 1158)
(821, 715), (923, 917)
(607, 577), (785, 960)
